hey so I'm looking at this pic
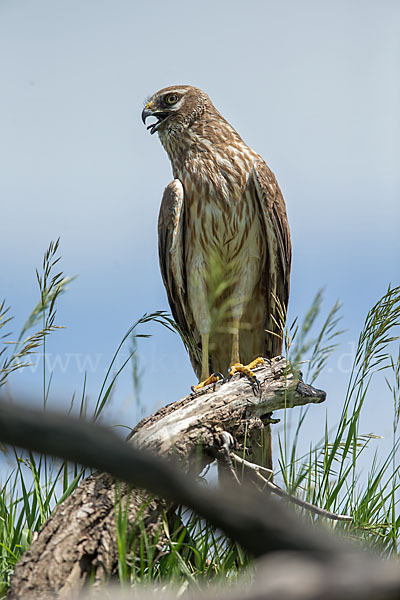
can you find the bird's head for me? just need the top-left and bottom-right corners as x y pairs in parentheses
(142, 85), (209, 137)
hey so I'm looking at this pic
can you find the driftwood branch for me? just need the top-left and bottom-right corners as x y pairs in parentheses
(127, 356), (325, 457)
(4, 357), (393, 600)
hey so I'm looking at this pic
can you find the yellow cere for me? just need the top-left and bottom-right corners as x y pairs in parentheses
(146, 102), (152, 109)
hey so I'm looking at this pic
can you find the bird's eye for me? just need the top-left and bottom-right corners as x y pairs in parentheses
(165, 93), (179, 105)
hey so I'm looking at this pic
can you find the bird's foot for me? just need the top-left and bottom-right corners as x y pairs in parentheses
(228, 357), (266, 393)
(191, 372), (224, 393)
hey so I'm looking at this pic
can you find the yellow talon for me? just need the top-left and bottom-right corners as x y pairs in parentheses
(229, 357), (265, 382)
(191, 358), (265, 394)
(191, 373), (223, 393)
(246, 357), (266, 370)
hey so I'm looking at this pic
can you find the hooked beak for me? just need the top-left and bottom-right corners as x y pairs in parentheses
(141, 107), (169, 135)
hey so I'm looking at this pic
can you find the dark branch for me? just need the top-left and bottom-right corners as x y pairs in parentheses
(0, 400), (338, 559)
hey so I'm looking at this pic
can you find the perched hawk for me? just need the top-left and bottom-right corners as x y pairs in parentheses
(142, 85), (291, 388)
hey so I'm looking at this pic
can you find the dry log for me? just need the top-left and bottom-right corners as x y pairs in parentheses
(127, 356), (325, 458)
(7, 474), (168, 600)
(5, 357), (326, 599)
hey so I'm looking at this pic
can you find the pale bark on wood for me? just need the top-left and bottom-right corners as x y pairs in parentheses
(6, 357), (325, 599)
(127, 356), (325, 458)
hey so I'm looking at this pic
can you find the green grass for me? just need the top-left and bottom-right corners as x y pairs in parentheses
(277, 285), (400, 554)
(0, 240), (399, 596)
(115, 500), (251, 592)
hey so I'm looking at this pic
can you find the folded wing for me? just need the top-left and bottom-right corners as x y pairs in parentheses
(158, 180), (201, 372)
(252, 159), (292, 357)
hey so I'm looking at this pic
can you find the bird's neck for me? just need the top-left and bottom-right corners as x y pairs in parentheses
(159, 110), (254, 180)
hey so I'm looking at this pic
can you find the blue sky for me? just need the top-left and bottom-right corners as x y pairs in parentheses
(1, 0), (399, 459)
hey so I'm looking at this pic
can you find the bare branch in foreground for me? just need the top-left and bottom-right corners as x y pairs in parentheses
(2, 358), (398, 599)
(231, 451), (353, 522)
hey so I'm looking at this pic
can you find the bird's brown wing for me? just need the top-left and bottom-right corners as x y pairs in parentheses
(251, 159), (292, 357)
(158, 180), (201, 373)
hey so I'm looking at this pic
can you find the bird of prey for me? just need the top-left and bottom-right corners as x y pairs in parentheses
(142, 85), (291, 391)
